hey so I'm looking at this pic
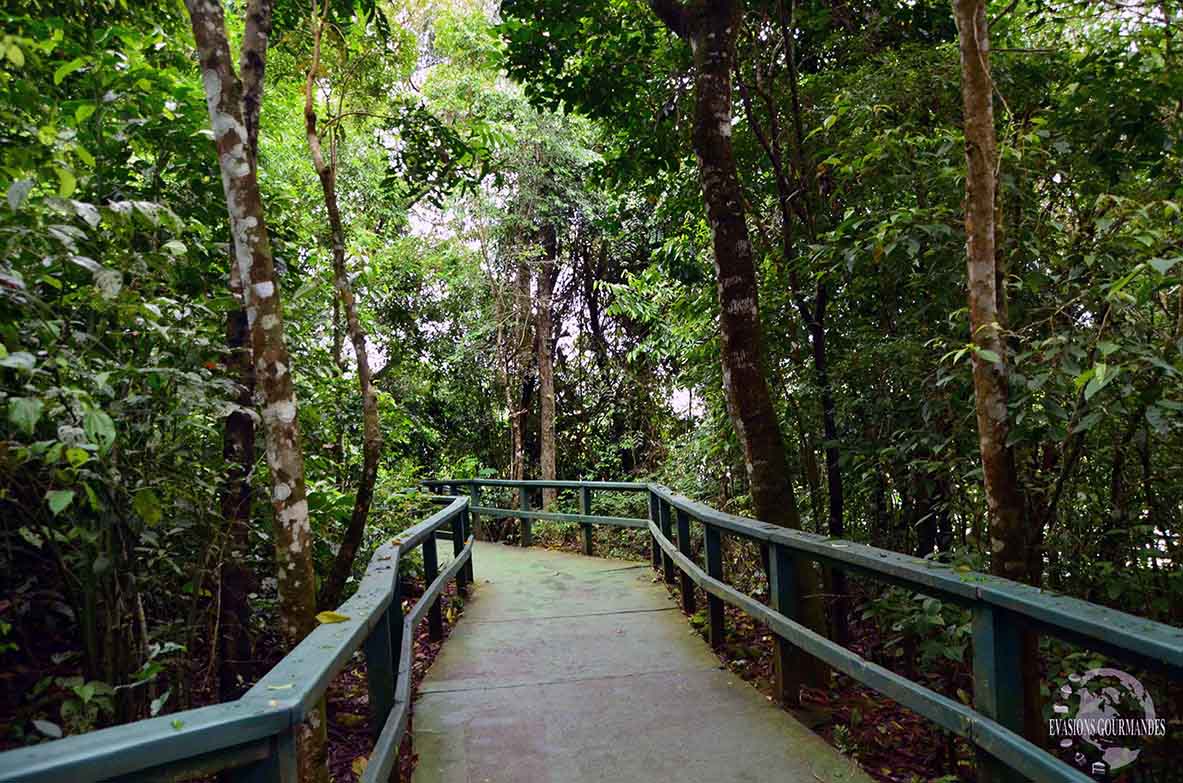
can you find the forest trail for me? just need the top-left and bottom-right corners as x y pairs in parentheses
(410, 542), (868, 783)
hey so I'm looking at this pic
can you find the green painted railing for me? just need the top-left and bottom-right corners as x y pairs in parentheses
(4, 478), (1179, 782)
(424, 478), (1183, 783)
(0, 495), (473, 783)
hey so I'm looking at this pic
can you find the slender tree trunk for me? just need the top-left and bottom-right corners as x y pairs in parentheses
(184, 2), (327, 779)
(648, 0), (829, 699)
(538, 225), (558, 508)
(953, 0), (1041, 744)
(304, 8), (382, 611)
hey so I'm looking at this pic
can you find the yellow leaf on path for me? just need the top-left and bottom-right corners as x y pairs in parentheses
(352, 755), (369, 776)
(316, 610), (351, 624)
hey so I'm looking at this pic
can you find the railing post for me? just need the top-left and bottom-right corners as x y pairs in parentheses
(675, 508), (695, 614)
(389, 577), (404, 681)
(422, 536), (443, 641)
(703, 524), (725, 650)
(518, 485), (532, 547)
(659, 500), (675, 585)
(647, 490), (661, 570)
(579, 486), (594, 556)
(768, 541), (804, 707)
(468, 483), (482, 542)
(973, 604), (1025, 783)
(228, 728), (297, 782)
(363, 605), (395, 742)
(453, 507), (468, 597)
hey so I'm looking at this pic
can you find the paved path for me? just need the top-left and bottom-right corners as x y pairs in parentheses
(411, 542), (868, 783)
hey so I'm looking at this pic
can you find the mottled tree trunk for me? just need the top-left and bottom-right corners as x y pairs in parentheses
(304, 8), (382, 611)
(184, 2), (327, 779)
(538, 226), (558, 508)
(648, 0), (829, 699)
(217, 0), (270, 706)
(953, 0), (1041, 743)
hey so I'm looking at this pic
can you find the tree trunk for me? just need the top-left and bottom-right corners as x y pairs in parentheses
(648, 0), (829, 698)
(953, 0), (1041, 744)
(538, 225), (558, 508)
(217, 0), (270, 707)
(184, 2), (327, 779)
(217, 261), (256, 704)
(305, 8), (383, 611)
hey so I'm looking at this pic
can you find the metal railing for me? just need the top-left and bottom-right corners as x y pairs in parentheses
(0, 495), (474, 783)
(4, 476), (1180, 783)
(424, 478), (1183, 783)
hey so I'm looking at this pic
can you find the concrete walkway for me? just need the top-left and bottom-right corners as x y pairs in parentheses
(411, 542), (868, 783)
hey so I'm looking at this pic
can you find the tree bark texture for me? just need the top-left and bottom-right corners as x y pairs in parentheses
(538, 225), (559, 508)
(648, 0), (829, 697)
(953, 0), (1042, 743)
(216, 0), (269, 706)
(304, 7), (383, 611)
(184, 2), (327, 779)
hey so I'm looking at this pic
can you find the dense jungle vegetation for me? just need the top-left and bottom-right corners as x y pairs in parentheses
(0, 0), (1180, 780)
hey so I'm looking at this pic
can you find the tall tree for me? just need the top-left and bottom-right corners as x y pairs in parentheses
(645, 0), (829, 699)
(538, 224), (559, 507)
(952, 0), (1041, 742)
(216, 0), (271, 703)
(183, 1), (328, 778)
(303, 0), (383, 611)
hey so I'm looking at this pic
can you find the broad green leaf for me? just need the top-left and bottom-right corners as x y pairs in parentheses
(83, 409), (116, 453)
(46, 489), (75, 516)
(8, 397), (43, 435)
(75, 103), (96, 123)
(133, 489), (163, 526)
(66, 447), (89, 468)
(162, 239), (187, 256)
(975, 349), (1001, 364)
(5, 44), (25, 68)
(56, 168), (77, 199)
(53, 57), (85, 85)
(1149, 256), (1180, 275)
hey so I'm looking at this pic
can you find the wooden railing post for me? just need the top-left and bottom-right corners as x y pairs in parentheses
(973, 605), (1025, 783)
(518, 485), (532, 547)
(675, 508), (695, 614)
(647, 490), (661, 570)
(658, 500), (675, 585)
(422, 537), (443, 641)
(768, 541), (804, 707)
(579, 486), (594, 556)
(452, 508), (468, 597)
(363, 606), (395, 742)
(703, 524), (725, 650)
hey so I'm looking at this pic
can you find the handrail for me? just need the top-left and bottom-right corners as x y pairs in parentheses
(425, 478), (1183, 783)
(0, 495), (473, 783)
(5, 476), (1179, 783)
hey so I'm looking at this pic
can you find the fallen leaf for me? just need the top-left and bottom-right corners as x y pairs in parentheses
(316, 610), (350, 624)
